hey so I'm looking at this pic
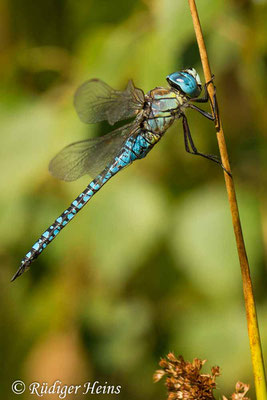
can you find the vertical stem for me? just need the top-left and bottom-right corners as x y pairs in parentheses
(187, 1), (267, 399)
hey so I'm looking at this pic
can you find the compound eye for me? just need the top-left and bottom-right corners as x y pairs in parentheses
(166, 71), (201, 98)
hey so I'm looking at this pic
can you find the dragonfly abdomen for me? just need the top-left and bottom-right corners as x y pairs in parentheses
(11, 179), (104, 281)
(11, 134), (156, 281)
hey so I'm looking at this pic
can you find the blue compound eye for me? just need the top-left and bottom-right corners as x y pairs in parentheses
(166, 69), (202, 98)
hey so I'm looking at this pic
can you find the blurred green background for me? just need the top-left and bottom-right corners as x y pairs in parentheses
(1, 0), (267, 399)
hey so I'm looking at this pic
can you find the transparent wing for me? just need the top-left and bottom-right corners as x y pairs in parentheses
(74, 79), (145, 125)
(49, 122), (139, 182)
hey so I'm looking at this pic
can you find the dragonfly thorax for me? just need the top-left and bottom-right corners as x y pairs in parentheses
(142, 87), (185, 135)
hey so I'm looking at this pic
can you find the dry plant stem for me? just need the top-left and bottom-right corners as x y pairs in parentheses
(187, 1), (267, 399)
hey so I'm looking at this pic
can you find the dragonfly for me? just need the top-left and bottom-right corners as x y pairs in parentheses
(12, 68), (227, 282)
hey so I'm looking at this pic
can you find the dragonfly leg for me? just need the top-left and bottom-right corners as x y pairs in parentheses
(188, 101), (220, 131)
(190, 75), (220, 129)
(188, 103), (215, 120)
(191, 75), (215, 103)
(182, 114), (231, 177)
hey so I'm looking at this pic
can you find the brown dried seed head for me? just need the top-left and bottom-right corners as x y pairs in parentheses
(154, 354), (220, 400)
(211, 366), (220, 377)
(153, 369), (166, 383)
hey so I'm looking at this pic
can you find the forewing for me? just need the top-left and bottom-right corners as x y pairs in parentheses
(74, 79), (145, 125)
(49, 122), (139, 181)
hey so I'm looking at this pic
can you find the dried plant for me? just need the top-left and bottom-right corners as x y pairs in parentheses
(223, 381), (250, 400)
(154, 353), (250, 400)
(154, 353), (220, 400)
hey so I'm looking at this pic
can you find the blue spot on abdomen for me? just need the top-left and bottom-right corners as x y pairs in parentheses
(32, 243), (39, 250)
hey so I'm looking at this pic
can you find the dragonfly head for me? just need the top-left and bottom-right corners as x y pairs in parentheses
(166, 68), (202, 98)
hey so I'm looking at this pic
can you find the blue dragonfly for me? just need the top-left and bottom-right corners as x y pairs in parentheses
(12, 68), (226, 281)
